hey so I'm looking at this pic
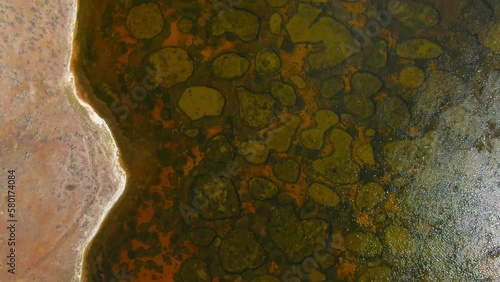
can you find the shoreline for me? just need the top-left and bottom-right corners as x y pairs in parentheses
(66, 0), (127, 280)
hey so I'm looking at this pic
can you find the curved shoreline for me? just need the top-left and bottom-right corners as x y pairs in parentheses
(66, 1), (127, 281)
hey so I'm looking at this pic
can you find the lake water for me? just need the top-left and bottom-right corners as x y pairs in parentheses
(73, 0), (500, 281)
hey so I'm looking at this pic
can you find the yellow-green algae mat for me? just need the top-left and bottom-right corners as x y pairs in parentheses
(73, 0), (500, 281)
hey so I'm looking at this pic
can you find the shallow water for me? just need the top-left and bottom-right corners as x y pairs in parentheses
(73, 0), (500, 281)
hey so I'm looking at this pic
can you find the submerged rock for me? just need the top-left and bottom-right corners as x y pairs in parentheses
(442, 106), (474, 137)
(273, 158), (300, 183)
(312, 128), (360, 184)
(204, 134), (233, 163)
(181, 126), (200, 138)
(366, 40), (388, 68)
(320, 77), (344, 99)
(351, 72), (383, 96)
(191, 175), (240, 220)
(269, 206), (329, 262)
(355, 143), (375, 165)
(266, 0), (287, 7)
(237, 87), (276, 128)
(399, 66), (424, 89)
(240, 116), (301, 164)
(345, 232), (382, 258)
(212, 53), (249, 79)
(413, 71), (464, 126)
(211, 9), (260, 41)
(308, 183), (340, 207)
(376, 96), (411, 130)
(148, 47), (193, 89)
(250, 275), (280, 282)
(220, 229), (266, 273)
(482, 23), (500, 54)
(269, 13), (283, 35)
(189, 227), (216, 247)
(178, 18), (193, 34)
(285, 3), (360, 69)
(271, 81), (296, 106)
(383, 134), (437, 175)
(256, 48), (281, 75)
(356, 182), (385, 211)
(394, 1), (440, 29)
(301, 110), (339, 150)
(249, 176), (279, 200)
(397, 39), (443, 59)
(384, 225), (416, 256)
(290, 74), (307, 89)
(358, 266), (392, 282)
(308, 271), (327, 282)
(179, 86), (225, 120)
(126, 3), (164, 39)
(344, 72), (383, 118)
(179, 258), (211, 282)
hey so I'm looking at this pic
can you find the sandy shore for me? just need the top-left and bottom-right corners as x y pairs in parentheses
(0, 0), (125, 280)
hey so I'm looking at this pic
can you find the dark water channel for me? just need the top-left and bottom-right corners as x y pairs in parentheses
(72, 0), (500, 281)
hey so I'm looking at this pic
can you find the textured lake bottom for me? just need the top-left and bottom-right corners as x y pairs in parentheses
(74, 0), (500, 281)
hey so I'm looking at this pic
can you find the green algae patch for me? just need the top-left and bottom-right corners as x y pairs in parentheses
(384, 225), (416, 256)
(285, 3), (360, 69)
(212, 53), (249, 79)
(482, 23), (500, 54)
(366, 40), (388, 68)
(344, 72), (383, 118)
(345, 232), (382, 258)
(179, 86), (225, 120)
(312, 128), (360, 184)
(397, 39), (443, 59)
(301, 110), (339, 150)
(189, 227), (216, 247)
(126, 3), (164, 39)
(269, 13), (282, 35)
(355, 143), (376, 165)
(266, 0), (287, 7)
(273, 158), (300, 183)
(179, 258), (211, 282)
(413, 71), (464, 126)
(240, 116), (301, 164)
(191, 175), (240, 220)
(237, 88), (276, 129)
(399, 66), (425, 89)
(149, 47), (193, 89)
(376, 96), (411, 130)
(204, 134), (234, 163)
(290, 74), (307, 89)
(356, 182), (385, 211)
(178, 18), (193, 34)
(269, 207), (330, 263)
(394, 1), (440, 29)
(219, 229), (266, 273)
(250, 275), (281, 282)
(320, 77), (344, 99)
(271, 80), (296, 106)
(308, 183), (340, 207)
(383, 134), (437, 175)
(359, 266), (392, 282)
(256, 48), (281, 75)
(249, 176), (279, 200)
(211, 9), (260, 41)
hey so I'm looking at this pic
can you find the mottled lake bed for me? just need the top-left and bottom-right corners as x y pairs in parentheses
(73, 0), (500, 281)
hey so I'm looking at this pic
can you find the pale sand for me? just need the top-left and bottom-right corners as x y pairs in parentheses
(0, 0), (125, 281)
